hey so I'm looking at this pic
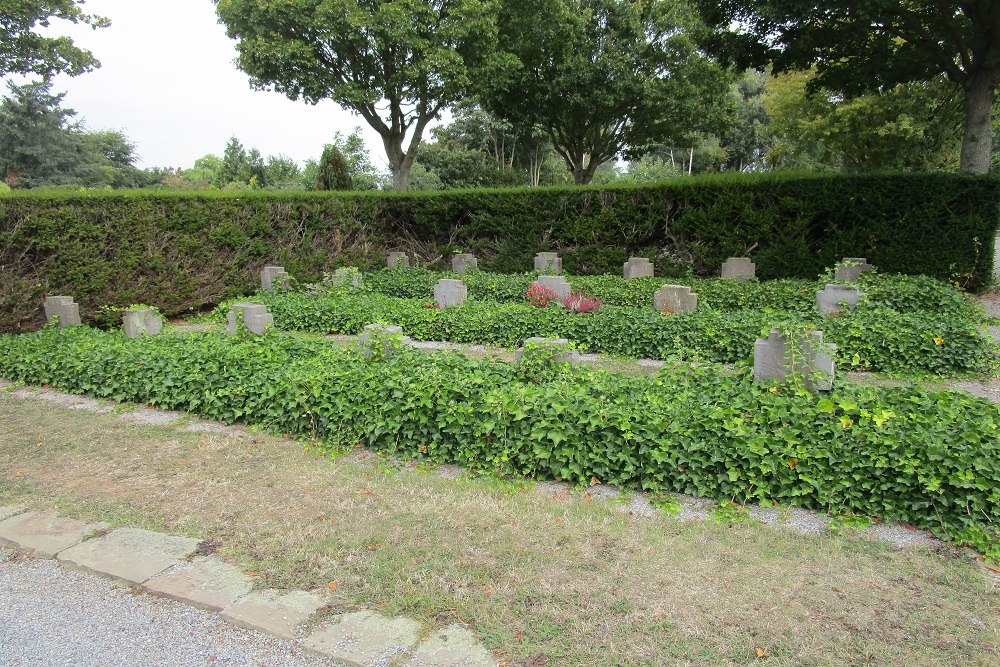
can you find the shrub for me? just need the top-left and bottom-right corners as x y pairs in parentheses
(525, 283), (558, 307)
(0, 326), (995, 557)
(2, 172), (996, 332)
(561, 291), (602, 313)
(216, 290), (994, 376)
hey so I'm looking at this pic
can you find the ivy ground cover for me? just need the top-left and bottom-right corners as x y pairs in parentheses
(0, 326), (996, 556)
(220, 269), (995, 376)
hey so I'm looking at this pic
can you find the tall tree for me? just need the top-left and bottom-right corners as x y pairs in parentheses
(0, 0), (109, 78)
(696, 1), (1000, 173)
(483, 0), (732, 185)
(0, 80), (94, 187)
(215, 0), (507, 190)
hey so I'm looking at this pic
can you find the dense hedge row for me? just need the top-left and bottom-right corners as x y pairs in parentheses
(2, 172), (997, 332)
(218, 290), (994, 376)
(0, 327), (996, 553)
(360, 268), (982, 316)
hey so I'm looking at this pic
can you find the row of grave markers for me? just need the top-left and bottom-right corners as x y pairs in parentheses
(261, 256), (872, 316)
(39, 295), (839, 391)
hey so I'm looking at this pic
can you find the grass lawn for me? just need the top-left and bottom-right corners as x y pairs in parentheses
(1, 391), (997, 667)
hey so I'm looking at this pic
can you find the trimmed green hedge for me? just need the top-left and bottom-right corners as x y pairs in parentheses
(2, 172), (997, 333)
(0, 326), (996, 554)
(217, 288), (994, 376)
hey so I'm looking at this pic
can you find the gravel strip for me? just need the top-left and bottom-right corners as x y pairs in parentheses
(0, 555), (343, 667)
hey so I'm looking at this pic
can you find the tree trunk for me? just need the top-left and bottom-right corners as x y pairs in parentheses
(382, 134), (413, 190)
(960, 73), (995, 174)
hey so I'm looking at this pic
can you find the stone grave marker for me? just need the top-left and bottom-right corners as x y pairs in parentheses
(452, 253), (478, 274)
(260, 266), (289, 292)
(332, 268), (361, 288)
(623, 257), (654, 280)
(227, 303), (274, 336)
(816, 284), (862, 315)
(533, 275), (571, 301)
(753, 329), (836, 391)
(514, 337), (580, 366)
(534, 252), (562, 274)
(721, 257), (756, 282)
(434, 279), (468, 308)
(654, 285), (698, 313)
(122, 309), (163, 339)
(387, 252), (410, 269)
(833, 257), (873, 282)
(43, 296), (81, 327)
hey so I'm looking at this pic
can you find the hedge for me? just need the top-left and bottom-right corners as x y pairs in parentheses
(2, 172), (997, 333)
(217, 288), (994, 376)
(0, 326), (996, 555)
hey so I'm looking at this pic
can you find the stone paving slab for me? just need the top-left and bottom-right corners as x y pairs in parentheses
(403, 624), (498, 667)
(0, 510), (105, 558)
(221, 589), (327, 641)
(0, 506), (25, 522)
(143, 555), (253, 611)
(305, 611), (422, 666)
(57, 527), (199, 586)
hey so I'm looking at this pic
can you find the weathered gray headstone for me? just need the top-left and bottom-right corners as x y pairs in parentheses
(260, 266), (290, 292)
(533, 275), (571, 301)
(226, 303), (274, 335)
(654, 285), (698, 313)
(534, 252), (562, 274)
(122, 309), (163, 339)
(816, 284), (862, 315)
(452, 253), (478, 274)
(434, 279), (467, 308)
(357, 324), (409, 359)
(332, 268), (361, 288)
(387, 252), (410, 269)
(753, 329), (837, 391)
(43, 296), (82, 327)
(994, 232), (1000, 281)
(721, 257), (756, 282)
(514, 337), (580, 366)
(623, 257), (654, 280)
(833, 257), (873, 282)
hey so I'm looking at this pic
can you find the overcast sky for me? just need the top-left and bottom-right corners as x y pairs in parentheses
(39, 0), (394, 169)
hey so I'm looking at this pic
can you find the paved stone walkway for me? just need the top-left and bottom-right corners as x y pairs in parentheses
(0, 507), (497, 667)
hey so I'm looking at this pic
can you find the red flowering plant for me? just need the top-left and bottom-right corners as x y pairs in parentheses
(562, 291), (602, 313)
(525, 283), (558, 307)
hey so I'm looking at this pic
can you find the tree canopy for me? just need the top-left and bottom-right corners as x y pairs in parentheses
(481, 0), (732, 184)
(0, 0), (109, 79)
(214, 0), (508, 190)
(696, 1), (1000, 173)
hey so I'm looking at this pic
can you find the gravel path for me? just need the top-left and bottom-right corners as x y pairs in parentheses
(0, 552), (342, 667)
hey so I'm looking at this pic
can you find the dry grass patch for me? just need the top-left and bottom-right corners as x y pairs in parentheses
(0, 392), (997, 667)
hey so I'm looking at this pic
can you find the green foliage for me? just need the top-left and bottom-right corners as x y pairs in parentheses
(0, 326), (996, 557)
(485, 0), (732, 184)
(316, 145), (353, 191)
(0, 0), (109, 78)
(1, 172), (996, 332)
(215, 0), (508, 189)
(224, 272), (994, 376)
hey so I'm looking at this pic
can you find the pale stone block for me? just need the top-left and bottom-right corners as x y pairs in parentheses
(226, 303), (274, 335)
(434, 279), (468, 308)
(304, 611), (422, 664)
(721, 257), (755, 282)
(260, 266), (290, 292)
(833, 257), (874, 282)
(43, 296), (81, 327)
(333, 268), (362, 288)
(143, 556), (253, 611)
(533, 275), (571, 301)
(357, 323), (410, 359)
(403, 623), (498, 667)
(514, 337), (580, 366)
(623, 257), (654, 280)
(387, 252), (410, 269)
(534, 252), (562, 274)
(221, 589), (327, 641)
(0, 511), (105, 558)
(753, 329), (836, 391)
(122, 309), (163, 339)
(57, 527), (200, 586)
(452, 253), (478, 274)
(654, 285), (698, 313)
(816, 284), (862, 315)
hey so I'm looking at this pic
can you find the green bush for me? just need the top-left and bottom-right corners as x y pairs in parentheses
(0, 326), (996, 554)
(2, 172), (996, 333)
(218, 288), (993, 376)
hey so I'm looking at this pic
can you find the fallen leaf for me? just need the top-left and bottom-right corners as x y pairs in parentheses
(755, 647), (768, 659)
(245, 571), (259, 578)
(360, 488), (374, 495)
(513, 630), (526, 642)
(327, 581), (338, 590)
(589, 476), (600, 486)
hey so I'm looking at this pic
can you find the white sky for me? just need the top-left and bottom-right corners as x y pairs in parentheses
(35, 0), (395, 169)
